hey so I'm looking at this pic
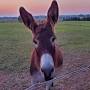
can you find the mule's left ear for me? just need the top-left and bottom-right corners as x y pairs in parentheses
(47, 0), (59, 25)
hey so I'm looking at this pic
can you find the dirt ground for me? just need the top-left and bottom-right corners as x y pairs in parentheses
(0, 48), (90, 90)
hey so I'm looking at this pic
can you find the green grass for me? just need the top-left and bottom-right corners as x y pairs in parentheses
(56, 21), (90, 50)
(0, 22), (32, 73)
(0, 21), (90, 73)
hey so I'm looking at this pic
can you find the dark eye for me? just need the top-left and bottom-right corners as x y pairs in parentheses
(50, 36), (56, 42)
(33, 38), (39, 45)
(33, 39), (37, 44)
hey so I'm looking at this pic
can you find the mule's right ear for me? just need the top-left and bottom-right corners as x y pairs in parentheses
(47, 0), (59, 25)
(19, 7), (37, 32)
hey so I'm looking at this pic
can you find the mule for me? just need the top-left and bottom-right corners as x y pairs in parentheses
(19, 0), (63, 90)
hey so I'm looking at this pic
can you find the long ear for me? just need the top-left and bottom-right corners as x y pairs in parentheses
(47, 0), (59, 25)
(19, 7), (37, 32)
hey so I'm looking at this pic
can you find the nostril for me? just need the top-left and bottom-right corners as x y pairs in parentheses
(51, 67), (54, 73)
(41, 68), (44, 73)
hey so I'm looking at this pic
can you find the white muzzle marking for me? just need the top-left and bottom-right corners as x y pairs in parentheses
(40, 53), (54, 70)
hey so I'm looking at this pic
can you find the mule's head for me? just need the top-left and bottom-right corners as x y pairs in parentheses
(19, 0), (59, 81)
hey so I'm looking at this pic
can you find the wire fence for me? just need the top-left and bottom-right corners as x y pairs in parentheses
(25, 64), (90, 90)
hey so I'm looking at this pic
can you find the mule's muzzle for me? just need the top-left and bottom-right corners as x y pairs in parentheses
(40, 53), (54, 81)
(41, 67), (54, 81)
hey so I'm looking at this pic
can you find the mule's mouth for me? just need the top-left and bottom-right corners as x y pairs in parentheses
(42, 68), (54, 81)
(45, 76), (53, 81)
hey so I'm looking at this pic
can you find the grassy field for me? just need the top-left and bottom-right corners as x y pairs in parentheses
(0, 21), (90, 72)
(0, 22), (32, 73)
(56, 21), (90, 49)
(0, 21), (90, 90)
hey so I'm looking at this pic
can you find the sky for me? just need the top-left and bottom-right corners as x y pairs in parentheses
(0, 0), (90, 16)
